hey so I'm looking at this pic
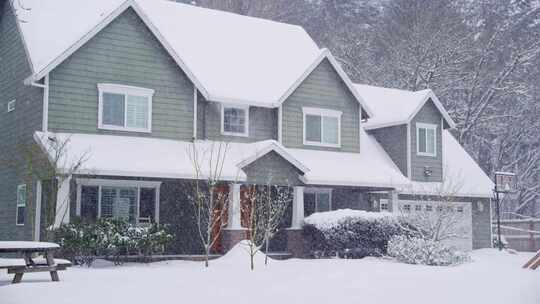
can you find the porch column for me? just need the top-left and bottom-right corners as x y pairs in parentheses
(34, 180), (42, 241)
(389, 189), (399, 213)
(54, 176), (71, 228)
(227, 183), (242, 229)
(291, 186), (305, 229)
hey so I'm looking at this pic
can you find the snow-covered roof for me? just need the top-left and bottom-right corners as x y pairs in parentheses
(401, 130), (494, 197)
(354, 84), (455, 129)
(291, 129), (410, 187)
(15, 0), (370, 110)
(33, 132), (307, 182)
(34, 131), (409, 188)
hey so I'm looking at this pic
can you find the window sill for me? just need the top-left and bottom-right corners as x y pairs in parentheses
(98, 125), (152, 134)
(221, 131), (249, 137)
(303, 141), (341, 148)
(416, 152), (437, 157)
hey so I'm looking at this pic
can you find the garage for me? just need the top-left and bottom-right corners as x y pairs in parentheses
(396, 200), (473, 251)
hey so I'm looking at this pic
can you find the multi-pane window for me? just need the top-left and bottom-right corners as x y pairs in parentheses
(402, 204), (411, 212)
(16, 184), (26, 225)
(79, 182), (159, 224)
(98, 84), (154, 133)
(304, 189), (332, 216)
(416, 123), (437, 157)
(414, 204), (422, 212)
(303, 107), (341, 147)
(222, 105), (249, 136)
(425, 205), (433, 212)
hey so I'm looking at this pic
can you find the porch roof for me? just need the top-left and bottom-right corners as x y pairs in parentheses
(33, 131), (409, 189)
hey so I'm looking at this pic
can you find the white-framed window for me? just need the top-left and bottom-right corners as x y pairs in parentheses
(425, 205), (433, 212)
(414, 204), (422, 212)
(457, 206), (464, 213)
(98, 84), (154, 133)
(380, 199), (389, 212)
(416, 123), (437, 157)
(7, 100), (16, 113)
(16, 184), (27, 226)
(221, 104), (249, 137)
(303, 107), (341, 148)
(76, 179), (161, 224)
(304, 188), (332, 216)
(402, 204), (411, 212)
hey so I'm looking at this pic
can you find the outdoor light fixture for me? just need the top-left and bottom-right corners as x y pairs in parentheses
(493, 171), (515, 251)
(424, 166), (433, 177)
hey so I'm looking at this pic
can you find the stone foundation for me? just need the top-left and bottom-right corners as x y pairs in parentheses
(221, 228), (248, 252)
(286, 228), (305, 258)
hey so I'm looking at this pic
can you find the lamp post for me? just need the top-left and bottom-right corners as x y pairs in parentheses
(493, 171), (515, 251)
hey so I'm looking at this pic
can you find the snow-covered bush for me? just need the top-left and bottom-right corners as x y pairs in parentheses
(55, 218), (173, 266)
(303, 209), (411, 258)
(387, 235), (470, 266)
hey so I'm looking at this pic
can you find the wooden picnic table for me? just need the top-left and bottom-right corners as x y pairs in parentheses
(0, 241), (71, 283)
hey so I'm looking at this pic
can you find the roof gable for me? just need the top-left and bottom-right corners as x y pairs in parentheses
(279, 50), (373, 118)
(18, 0), (321, 107)
(354, 84), (455, 129)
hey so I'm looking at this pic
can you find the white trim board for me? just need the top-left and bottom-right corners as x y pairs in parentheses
(277, 49), (373, 118)
(236, 142), (310, 174)
(23, 0), (211, 102)
(363, 90), (456, 130)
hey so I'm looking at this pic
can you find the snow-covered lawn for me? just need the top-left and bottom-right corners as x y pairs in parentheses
(1, 247), (538, 304)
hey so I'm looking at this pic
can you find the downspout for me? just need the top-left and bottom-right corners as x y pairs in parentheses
(29, 74), (49, 238)
(29, 73), (49, 132)
(193, 85), (197, 140)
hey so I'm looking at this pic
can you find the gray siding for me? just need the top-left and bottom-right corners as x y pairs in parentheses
(48, 8), (194, 140)
(410, 100), (443, 182)
(472, 198), (492, 249)
(0, 2), (44, 241)
(197, 95), (277, 142)
(282, 59), (360, 152)
(370, 125), (408, 176)
(243, 151), (304, 186)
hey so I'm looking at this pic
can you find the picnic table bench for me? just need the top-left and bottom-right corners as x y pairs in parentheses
(0, 241), (71, 283)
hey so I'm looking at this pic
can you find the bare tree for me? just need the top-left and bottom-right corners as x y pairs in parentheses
(399, 176), (470, 243)
(188, 141), (233, 267)
(241, 182), (291, 270)
(24, 134), (89, 240)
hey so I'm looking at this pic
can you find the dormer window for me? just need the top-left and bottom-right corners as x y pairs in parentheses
(416, 123), (437, 157)
(221, 104), (249, 137)
(303, 107), (341, 148)
(98, 84), (154, 133)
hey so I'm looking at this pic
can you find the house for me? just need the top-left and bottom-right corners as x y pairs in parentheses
(0, 0), (494, 255)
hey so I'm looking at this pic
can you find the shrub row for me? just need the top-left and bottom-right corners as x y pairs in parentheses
(55, 218), (173, 266)
(302, 209), (412, 258)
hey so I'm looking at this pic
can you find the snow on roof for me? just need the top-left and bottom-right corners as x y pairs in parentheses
(17, 0), (322, 107)
(33, 132), (307, 182)
(34, 131), (409, 188)
(401, 130), (494, 197)
(354, 84), (455, 129)
(16, 0), (127, 75)
(288, 129), (410, 188)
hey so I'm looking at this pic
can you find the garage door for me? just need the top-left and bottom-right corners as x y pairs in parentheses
(397, 200), (473, 251)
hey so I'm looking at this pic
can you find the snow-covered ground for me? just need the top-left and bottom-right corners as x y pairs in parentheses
(0, 247), (538, 304)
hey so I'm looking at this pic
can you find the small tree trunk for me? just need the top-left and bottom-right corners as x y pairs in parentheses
(205, 246), (210, 268)
(264, 231), (270, 266)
